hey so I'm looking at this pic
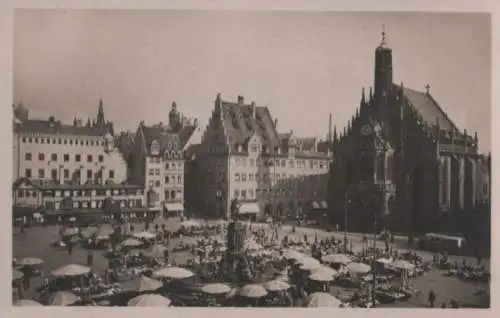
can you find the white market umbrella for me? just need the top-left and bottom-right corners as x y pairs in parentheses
(201, 283), (231, 295)
(393, 260), (415, 271)
(322, 253), (351, 265)
(121, 276), (163, 292)
(376, 257), (393, 265)
(51, 264), (91, 277)
(346, 262), (371, 274)
(309, 266), (338, 282)
(245, 240), (263, 251)
(239, 284), (268, 298)
(17, 257), (43, 266)
(127, 294), (172, 307)
(153, 266), (194, 279)
(180, 220), (200, 228)
(300, 261), (322, 272)
(263, 279), (291, 292)
(282, 249), (308, 261)
(120, 238), (143, 248)
(133, 231), (157, 240)
(48, 291), (79, 306)
(13, 268), (24, 280)
(306, 292), (342, 307)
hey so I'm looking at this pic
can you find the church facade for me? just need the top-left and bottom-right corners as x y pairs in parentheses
(328, 32), (491, 235)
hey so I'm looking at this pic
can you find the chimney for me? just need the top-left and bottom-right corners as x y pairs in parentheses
(48, 116), (56, 128)
(237, 95), (244, 105)
(328, 113), (332, 142)
(250, 101), (256, 119)
(274, 118), (278, 128)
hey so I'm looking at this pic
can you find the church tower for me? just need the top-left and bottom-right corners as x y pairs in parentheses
(374, 25), (393, 101)
(169, 102), (181, 131)
(96, 99), (106, 127)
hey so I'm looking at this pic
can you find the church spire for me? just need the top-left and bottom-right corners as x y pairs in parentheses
(96, 99), (105, 127)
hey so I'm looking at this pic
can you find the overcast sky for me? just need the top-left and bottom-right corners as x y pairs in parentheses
(14, 10), (491, 151)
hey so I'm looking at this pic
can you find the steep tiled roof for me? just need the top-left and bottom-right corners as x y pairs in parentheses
(397, 85), (459, 132)
(295, 137), (316, 152)
(221, 101), (280, 152)
(141, 125), (181, 155)
(13, 119), (109, 137)
(178, 124), (197, 146)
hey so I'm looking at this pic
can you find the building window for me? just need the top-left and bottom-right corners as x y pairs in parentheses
(87, 169), (93, 179)
(155, 180), (161, 187)
(21, 137), (26, 143)
(98, 155), (104, 162)
(165, 176), (170, 184)
(165, 163), (170, 170)
(25, 168), (31, 178)
(234, 189), (240, 198)
(177, 176), (182, 184)
(249, 189), (254, 198)
(241, 174), (247, 182)
(249, 174), (254, 181)
(38, 153), (45, 161)
(289, 160), (294, 168)
(165, 191), (170, 199)
(148, 169), (154, 176)
(87, 155), (93, 162)
(64, 154), (69, 162)
(148, 180), (154, 187)
(38, 169), (45, 179)
(171, 190), (176, 199)
(51, 153), (57, 161)
(51, 169), (57, 180)
(34, 138), (39, 143)
(241, 190), (247, 198)
(155, 168), (160, 176)
(235, 173), (240, 182)
(64, 169), (69, 179)
(25, 153), (32, 161)
(109, 170), (114, 179)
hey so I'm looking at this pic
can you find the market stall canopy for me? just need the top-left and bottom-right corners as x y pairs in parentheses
(51, 264), (91, 277)
(80, 226), (99, 238)
(297, 257), (321, 266)
(263, 279), (291, 292)
(133, 231), (157, 240)
(153, 266), (194, 279)
(322, 253), (351, 265)
(165, 202), (184, 211)
(282, 250), (308, 261)
(346, 262), (371, 274)
(14, 299), (43, 307)
(306, 292), (342, 307)
(239, 284), (268, 298)
(121, 276), (163, 292)
(17, 257), (43, 266)
(120, 237), (143, 248)
(299, 261), (322, 271)
(47, 291), (79, 306)
(201, 283), (231, 295)
(238, 203), (260, 214)
(13, 268), (24, 280)
(127, 294), (172, 307)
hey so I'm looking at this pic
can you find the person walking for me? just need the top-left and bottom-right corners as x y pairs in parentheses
(428, 290), (436, 308)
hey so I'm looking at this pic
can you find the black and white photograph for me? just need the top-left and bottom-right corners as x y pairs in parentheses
(10, 8), (491, 308)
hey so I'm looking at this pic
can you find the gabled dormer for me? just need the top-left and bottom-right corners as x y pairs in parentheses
(150, 139), (160, 156)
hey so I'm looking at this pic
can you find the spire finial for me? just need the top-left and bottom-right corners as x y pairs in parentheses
(382, 24), (386, 42)
(425, 84), (431, 94)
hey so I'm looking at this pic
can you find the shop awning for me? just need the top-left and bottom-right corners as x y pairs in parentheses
(239, 203), (260, 214)
(311, 201), (320, 209)
(319, 201), (328, 209)
(165, 203), (184, 211)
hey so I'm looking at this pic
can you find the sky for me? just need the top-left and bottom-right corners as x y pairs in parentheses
(13, 10), (491, 151)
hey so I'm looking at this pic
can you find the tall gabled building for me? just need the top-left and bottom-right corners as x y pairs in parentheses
(198, 94), (330, 221)
(329, 31), (491, 235)
(129, 102), (198, 216)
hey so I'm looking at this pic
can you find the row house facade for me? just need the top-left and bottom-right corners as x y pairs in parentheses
(129, 102), (198, 216)
(197, 94), (332, 221)
(12, 100), (146, 221)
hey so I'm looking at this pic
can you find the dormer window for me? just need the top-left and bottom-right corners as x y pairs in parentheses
(151, 140), (160, 156)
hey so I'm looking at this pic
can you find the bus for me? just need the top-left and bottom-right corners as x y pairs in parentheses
(419, 233), (466, 255)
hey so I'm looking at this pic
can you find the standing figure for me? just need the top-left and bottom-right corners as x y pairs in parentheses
(428, 290), (436, 308)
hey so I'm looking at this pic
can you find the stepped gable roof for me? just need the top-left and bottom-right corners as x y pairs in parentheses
(221, 100), (279, 152)
(141, 124), (181, 154)
(396, 84), (459, 132)
(14, 119), (109, 137)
